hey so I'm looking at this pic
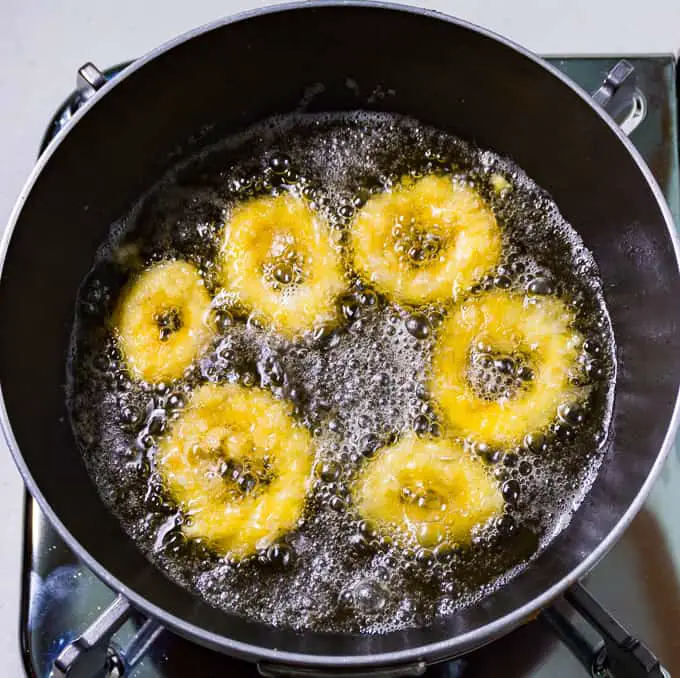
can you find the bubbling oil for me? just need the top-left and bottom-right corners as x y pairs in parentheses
(67, 112), (615, 633)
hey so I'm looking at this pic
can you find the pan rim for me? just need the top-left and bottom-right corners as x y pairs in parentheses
(1, 0), (679, 667)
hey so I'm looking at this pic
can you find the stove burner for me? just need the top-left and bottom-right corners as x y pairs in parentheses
(22, 56), (680, 678)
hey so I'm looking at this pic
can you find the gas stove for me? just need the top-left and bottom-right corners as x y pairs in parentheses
(20, 55), (680, 678)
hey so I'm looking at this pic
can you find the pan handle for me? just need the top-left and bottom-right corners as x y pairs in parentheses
(591, 59), (647, 137)
(52, 593), (165, 678)
(541, 582), (670, 677)
(53, 594), (131, 678)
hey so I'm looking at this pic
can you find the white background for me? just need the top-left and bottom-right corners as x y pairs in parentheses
(1, 1), (680, 674)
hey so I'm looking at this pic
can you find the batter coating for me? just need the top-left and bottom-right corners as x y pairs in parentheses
(352, 433), (503, 550)
(431, 290), (585, 448)
(114, 260), (214, 383)
(349, 175), (501, 305)
(156, 383), (314, 558)
(219, 193), (346, 336)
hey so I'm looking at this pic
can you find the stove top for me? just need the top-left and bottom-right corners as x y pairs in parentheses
(20, 55), (680, 678)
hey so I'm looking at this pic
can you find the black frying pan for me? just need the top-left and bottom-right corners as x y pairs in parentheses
(1, 2), (679, 675)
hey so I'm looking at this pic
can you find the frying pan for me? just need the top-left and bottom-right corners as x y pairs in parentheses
(1, 2), (680, 676)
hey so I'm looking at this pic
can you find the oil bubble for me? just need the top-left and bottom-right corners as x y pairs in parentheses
(314, 460), (341, 482)
(352, 579), (389, 614)
(527, 277), (555, 296)
(405, 313), (431, 339)
(502, 479), (520, 504)
(269, 153), (291, 174)
(266, 543), (294, 568)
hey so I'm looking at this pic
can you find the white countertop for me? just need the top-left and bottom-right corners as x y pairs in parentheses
(1, 1), (680, 674)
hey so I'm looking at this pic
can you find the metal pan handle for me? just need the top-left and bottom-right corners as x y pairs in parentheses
(53, 593), (164, 678)
(541, 582), (670, 677)
(53, 594), (131, 678)
(592, 59), (647, 137)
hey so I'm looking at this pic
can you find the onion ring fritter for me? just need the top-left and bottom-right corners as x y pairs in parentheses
(352, 432), (503, 550)
(220, 193), (346, 336)
(431, 290), (585, 448)
(114, 260), (213, 383)
(156, 383), (314, 558)
(349, 175), (501, 305)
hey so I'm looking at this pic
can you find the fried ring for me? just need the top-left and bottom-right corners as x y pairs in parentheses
(431, 290), (585, 448)
(156, 383), (314, 558)
(219, 193), (346, 336)
(352, 432), (503, 550)
(349, 175), (502, 305)
(114, 260), (214, 383)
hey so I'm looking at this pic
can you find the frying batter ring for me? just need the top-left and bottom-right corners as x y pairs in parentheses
(156, 383), (315, 559)
(430, 290), (585, 448)
(352, 432), (503, 550)
(114, 260), (214, 383)
(349, 174), (502, 306)
(219, 193), (346, 337)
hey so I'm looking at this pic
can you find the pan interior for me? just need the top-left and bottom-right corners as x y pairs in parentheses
(68, 109), (616, 634)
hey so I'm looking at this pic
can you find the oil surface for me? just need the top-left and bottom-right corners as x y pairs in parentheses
(67, 112), (615, 633)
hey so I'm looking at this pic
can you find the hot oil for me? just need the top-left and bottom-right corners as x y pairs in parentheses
(67, 112), (615, 633)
